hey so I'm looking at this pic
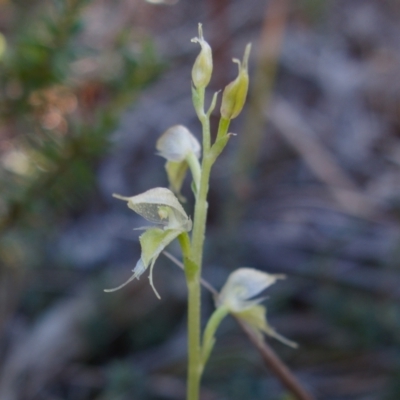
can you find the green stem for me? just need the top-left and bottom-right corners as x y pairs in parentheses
(184, 86), (213, 400)
(216, 117), (230, 141)
(186, 152), (202, 194)
(201, 305), (229, 368)
(191, 88), (213, 267)
(186, 273), (202, 400)
(178, 232), (201, 400)
(178, 232), (192, 259)
(186, 89), (232, 400)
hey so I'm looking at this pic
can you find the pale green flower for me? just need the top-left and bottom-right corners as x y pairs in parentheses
(105, 188), (192, 298)
(218, 268), (297, 347)
(156, 125), (201, 198)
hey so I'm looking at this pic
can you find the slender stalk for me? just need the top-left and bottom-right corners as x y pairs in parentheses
(186, 152), (202, 193)
(186, 76), (235, 398)
(184, 86), (213, 400)
(186, 276), (202, 400)
(216, 116), (230, 140)
(191, 154), (212, 267)
(178, 231), (201, 400)
(201, 305), (229, 367)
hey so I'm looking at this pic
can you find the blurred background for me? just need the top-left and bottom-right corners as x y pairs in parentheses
(1, 0), (400, 399)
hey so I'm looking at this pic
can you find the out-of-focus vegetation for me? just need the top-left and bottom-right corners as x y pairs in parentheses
(1, 0), (400, 399)
(0, 0), (160, 285)
(0, 2), (162, 396)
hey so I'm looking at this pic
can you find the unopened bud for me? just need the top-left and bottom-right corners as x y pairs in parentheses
(0, 33), (6, 61)
(220, 43), (251, 120)
(191, 23), (213, 89)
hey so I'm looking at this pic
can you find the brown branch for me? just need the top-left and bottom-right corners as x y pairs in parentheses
(163, 251), (315, 400)
(236, 319), (314, 400)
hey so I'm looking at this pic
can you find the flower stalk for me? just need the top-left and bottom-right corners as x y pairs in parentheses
(105, 24), (299, 400)
(183, 29), (252, 400)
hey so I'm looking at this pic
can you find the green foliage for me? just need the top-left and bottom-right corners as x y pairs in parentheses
(0, 0), (162, 272)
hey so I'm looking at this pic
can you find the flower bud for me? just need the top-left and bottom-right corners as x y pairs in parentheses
(0, 33), (6, 61)
(191, 23), (213, 89)
(220, 43), (251, 120)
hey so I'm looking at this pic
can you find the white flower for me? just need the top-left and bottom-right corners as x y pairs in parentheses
(156, 125), (201, 198)
(156, 125), (200, 162)
(113, 187), (192, 231)
(105, 188), (192, 298)
(218, 268), (297, 348)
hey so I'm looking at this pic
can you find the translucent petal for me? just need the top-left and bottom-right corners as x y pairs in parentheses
(165, 160), (188, 201)
(104, 228), (180, 297)
(218, 268), (285, 312)
(139, 228), (180, 267)
(113, 187), (192, 231)
(156, 125), (200, 162)
(237, 305), (297, 348)
(104, 258), (147, 293)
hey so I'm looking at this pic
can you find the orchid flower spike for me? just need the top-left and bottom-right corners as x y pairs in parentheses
(218, 268), (297, 348)
(105, 188), (192, 298)
(156, 125), (201, 198)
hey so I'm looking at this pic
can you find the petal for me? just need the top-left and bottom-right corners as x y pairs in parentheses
(165, 160), (188, 201)
(139, 228), (180, 267)
(140, 228), (182, 298)
(156, 125), (200, 162)
(104, 228), (180, 297)
(236, 305), (297, 348)
(219, 268), (285, 312)
(113, 187), (192, 231)
(103, 258), (147, 293)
